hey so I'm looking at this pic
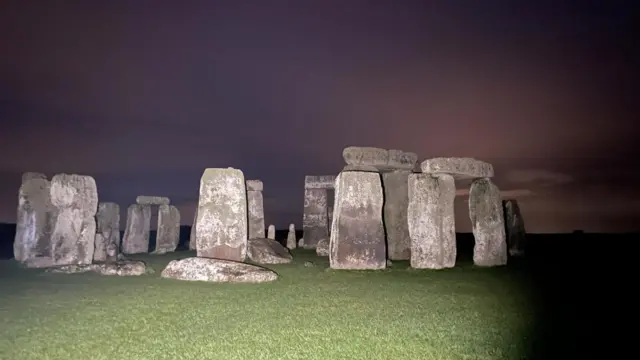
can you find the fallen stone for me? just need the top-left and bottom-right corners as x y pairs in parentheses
(136, 196), (170, 205)
(503, 199), (526, 257)
(46, 260), (149, 276)
(469, 178), (507, 267)
(420, 157), (494, 179)
(304, 175), (336, 189)
(316, 238), (329, 256)
(247, 238), (293, 264)
(342, 146), (417, 171)
(161, 257), (278, 283)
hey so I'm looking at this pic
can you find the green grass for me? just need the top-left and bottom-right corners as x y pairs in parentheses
(0, 250), (537, 360)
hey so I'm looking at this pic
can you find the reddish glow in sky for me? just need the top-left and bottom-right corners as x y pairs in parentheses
(0, 1), (637, 232)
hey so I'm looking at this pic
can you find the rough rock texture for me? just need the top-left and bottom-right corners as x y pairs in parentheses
(503, 199), (526, 257)
(189, 207), (198, 250)
(342, 147), (418, 172)
(327, 206), (334, 235)
(247, 180), (265, 239)
(49, 174), (98, 266)
(136, 196), (170, 205)
(304, 175), (336, 189)
(286, 223), (296, 249)
(302, 188), (329, 249)
(407, 173), (457, 269)
(154, 204), (180, 254)
(316, 238), (329, 256)
(122, 204), (151, 254)
(267, 224), (275, 240)
(382, 170), (412, 260)
(421, 157), (494, 179)
(330, 171), (386, 270)
(94, 202), (120, 262)
(46, 260), (149, 276)
(161, 257), (277, 283)
(469, 178), (507, 267)
(247, 238), (293, 264)
(196, 168), (247, 261)
(14, 173), (54, 264)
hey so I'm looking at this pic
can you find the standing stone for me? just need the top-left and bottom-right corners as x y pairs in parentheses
(189, 207), (198, 250)
(382, 170), (412, 260)
(122, 204), (151, 254)
(503, 199), (526, 257)
(407, 173), (456, 269)
(330, 171), (386, 270)
(286, 223), (296, 249)
(267, 224), (275, 240)
(49, 174), (98, 266)
(246, 180), (265, 239)
(469, 178), (507, 267)
(14, 173), (54, 263)
(196, 168), (247, 262)
(302, 176), (334, 249)
(327, 206), (333, 234)
(154, 204), (181, 254)
(94, 202), (120, 262)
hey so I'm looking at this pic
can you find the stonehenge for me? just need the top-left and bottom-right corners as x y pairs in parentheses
(122, 196), (180, 255)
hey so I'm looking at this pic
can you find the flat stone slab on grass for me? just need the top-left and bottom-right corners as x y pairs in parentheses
(45, 260), (149, 276)
(247, 238), (293, 264)
(420, 157), (494, 179)
(161, 257), (278, 283)
(343, 147), (418, 171)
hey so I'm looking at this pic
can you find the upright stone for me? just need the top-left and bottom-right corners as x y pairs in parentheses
(155, 205), (181, 254)
(189, 207), (198, 250)
(327, 206), (333, 234)
(330, 171), (386, 270)
(122, 204), (151, 254)
(303, 175), (334, 249)
(382, 170), (412, 260)
(407, 173), (456, 269)
(14, 173), (54, 263)
(286, 223), (296, 249)
(267, 224), (275, 240)
(94, 202), (120, 262)
(469, 178), (507, 267)
(49, 174), (98, 266)
(503, 199), (526, 257)
(196, 168), (247, 262)
(246, 180), (265, 239)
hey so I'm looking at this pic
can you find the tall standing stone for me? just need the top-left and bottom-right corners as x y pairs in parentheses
(189, 207), (198, 250)
(469, 178), (507, 267)
(267, 224), (275, 240)
(122, 204), (151, 254)
(330, 171), (386, 270)
(382, 170), (412, 260)
(302, 175), (334, 249)
(246, 180), (265, 239)
(196, 168), (247, 262)
(503, 199), (526, 257)
(286, 223), (296, 249)
(14, 173), (54, 263)
(154, 204), (181, 254)
(94, 202), (120, 262)
(407, 173), (456, 269)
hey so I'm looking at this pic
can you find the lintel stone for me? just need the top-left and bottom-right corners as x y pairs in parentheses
(420, 157), (494, 179)
(136, 196), (170, 205)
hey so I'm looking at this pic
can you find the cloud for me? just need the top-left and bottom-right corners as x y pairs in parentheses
(455, 188), (534, 198)
(505, 169), (574, 187)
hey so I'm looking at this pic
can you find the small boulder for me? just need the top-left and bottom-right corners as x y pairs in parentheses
(247, 238), (293, 264)
(316, 238), (329, 256)
(161, 257), (278, 283)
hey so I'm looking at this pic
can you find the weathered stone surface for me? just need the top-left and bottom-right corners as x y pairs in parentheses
(421, 157), (494, 179)
(343, 147), (418, 171)
(267, 224), (275, 239)
(154, 204), (180, 254)
(382, 170), (411, 260)
(161, 257), (278, 283)
(304, 175), (336, 189)
(94, 202), (120, 262)
(330, 171), (386, 270)
(246, 180), (263, 191)
(469, 178), (507, 267)
(189, 207), (198, 250)
(247, 238), (293, 264)
(286, 223), (296, 249)
(316, 238), (329, 256)
(247, 182), (265, 239)
(49, 174), (98, 266)
(122, 204), (151, 254)
(407, 173), (457, 269)
(302, 188), (328, 249)
(14, 174), (54, 263)
(136, 196), (170, 205)
(503, 200), (526, 257)
(327, 206), (333, 235)
(196, 168), (247, 261)
(46, 260), (149, 276)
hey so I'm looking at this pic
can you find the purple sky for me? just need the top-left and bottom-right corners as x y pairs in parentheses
(0, 1), (637, 233)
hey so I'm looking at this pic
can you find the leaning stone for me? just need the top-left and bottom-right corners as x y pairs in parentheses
(154, 204), (180, 254)
(267, 224), (275, 240)
(286, 223), (296, 249)
(14, 174), (53, 263)
(122, 204), (151, 254)
(421, 157), (494, 179)
(469, 178), (507, 267)
(304, 175), (336, 189)
(407, 173), (457, 269)
(196, 168), (247, 262)
(135, 196), (170, 205)
(245, 180), (263, 191)
(316, 238), (329, 256)
(46, 260), (148, 276)
(94, 202), (120, 262)
(330, 171), (386, 270)
(247, 238), (293, 264)
(382, 170), (411, 260)
(247, 181), (265, 239)
(503, 200), (526, 257)
(302, 188), (329, 249)
(161, 257), (278, 283)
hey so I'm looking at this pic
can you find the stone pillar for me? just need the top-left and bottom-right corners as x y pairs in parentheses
(503, 199), (526, 257)
(469, 178), (507, 267)
(196, 168), (247, 262)
(267, 224), (275, 240)
(407, 173), (456, 269)
(330, 170), (386, 270)
(94, 202), (120, 262)
(189, 207), (198, 250)
(327, 206), (333, 234)
(302, 175), (334, 249)
(155, 204), (180, 254)
(382, 170), (412, 260)
(122, 204), (151, 254)
(286, 223), (296, 249)
(14, 172), (54, 264)
(246, 180), (265, 239)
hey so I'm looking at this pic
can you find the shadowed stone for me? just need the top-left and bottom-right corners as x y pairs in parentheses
(503, 199), (526, 257)
(136, 196), (170, 205)
(267, 224), (275, 239)
(343, 147), (417, 171)
(154, 204), (180, 254)
(382, 170), (412, 260)
(408, 173), (456, 269)
(327, 206), (333, 235)
(330, 171), (386, 270)
(189, 207), (197, 250)
(246, 180), (265, 239)
(196, 168), (247, 262)
(94, 202), (120, 262)
(286, 223), (296, 249)
(161, 257), (278, 283)
(247, 238), (293, 264)
(14, 173), (54, 264)
(302, 188), (328, 249)
(421, 157), (494, 180)
(122, 204), (151, 254)
(469, 178), (507, 267)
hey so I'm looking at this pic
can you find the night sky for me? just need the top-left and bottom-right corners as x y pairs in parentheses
(0, 1), (637, 233)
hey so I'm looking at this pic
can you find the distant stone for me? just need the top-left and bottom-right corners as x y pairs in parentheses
(136, 196), (170, 205)
(94, 202), (120, 262)
(304, 175), (336, 189)
(469, 178), (507, 267)
(342, 146), (417, 171)
(153, 204), (180, 254)
(245, 179), (263, 191)
(503, 199), (526, 257)
(298, 238), (304, 247)
(302, 186), (329, 249)
(14, 173), (53, 264)
(122, 204), (151, 254)
(161, 257), (278, 283)
(267, 224), (276, 240)
(46, 260), (149, 276)
(382, 170), (411, 260)
(247, 238), (293, 264)
(286, 223), (297, 250)
(316, 238), (329, 256)
(421, 157), (494, 179)
(246, 180), (265, 239)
